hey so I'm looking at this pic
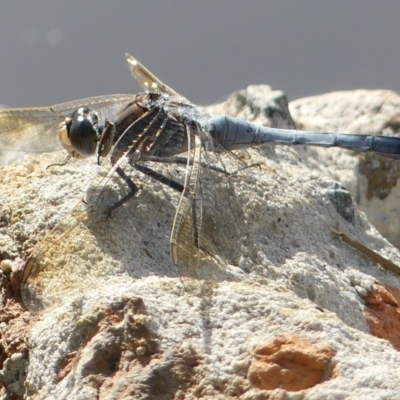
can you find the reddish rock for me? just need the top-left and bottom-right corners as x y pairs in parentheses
(248, 336), (335, 391)
(365, 284), (400, 350)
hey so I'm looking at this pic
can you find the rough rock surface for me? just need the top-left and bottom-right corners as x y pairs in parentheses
(1, 86), (400, 399)
(290, 90), (400, 248)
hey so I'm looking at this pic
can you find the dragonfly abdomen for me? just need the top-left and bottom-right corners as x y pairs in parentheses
(208, 115), (400, 159)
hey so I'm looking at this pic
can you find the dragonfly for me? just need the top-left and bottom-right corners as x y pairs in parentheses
(2, 54), (400, 311)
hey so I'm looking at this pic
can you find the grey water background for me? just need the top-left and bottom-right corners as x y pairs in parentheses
(0, 1), (399, 107)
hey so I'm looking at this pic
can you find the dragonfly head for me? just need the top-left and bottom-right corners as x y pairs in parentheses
(58, 107), (100, 159)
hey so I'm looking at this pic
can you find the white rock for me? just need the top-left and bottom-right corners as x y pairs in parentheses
(1, 88), (400, 398)
(290, 89), (400, 248)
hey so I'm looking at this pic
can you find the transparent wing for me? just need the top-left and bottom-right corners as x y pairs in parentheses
(21, 106), (169, 311)
(21, 145), (140, 311)
(170, 122), (211, 279)
(21, 95), (255, 309)
(0, 107), (62, 153)
(51, 93), (137, 121)
(0, 94), (137, 164)
(170, 123), (254, 285)
(126, 53), (189, 101)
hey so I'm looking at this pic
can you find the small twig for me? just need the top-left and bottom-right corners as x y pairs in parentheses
(332, 230), (400, 278)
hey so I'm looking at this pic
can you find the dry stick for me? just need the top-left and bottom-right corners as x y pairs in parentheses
(332, 230), (400, 278)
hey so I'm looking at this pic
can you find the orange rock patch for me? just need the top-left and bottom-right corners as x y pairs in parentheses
(364, 284), (400, 350)
(248, 336), (335, 391)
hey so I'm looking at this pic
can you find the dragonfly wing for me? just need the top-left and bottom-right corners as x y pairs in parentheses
(0, 107), (62, 154)
(21, 106), (168, 311)
(126, 53), (189, 101)
(51, 94), (137, 121)
(0, 94), (137, 165)
(170, 122), (227, 284)
(21, 144), (138, 311)
(170, 123), (256, 285)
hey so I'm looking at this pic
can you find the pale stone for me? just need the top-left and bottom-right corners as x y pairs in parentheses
(1, 87), (400, 398)
(290, 89), (400, 248)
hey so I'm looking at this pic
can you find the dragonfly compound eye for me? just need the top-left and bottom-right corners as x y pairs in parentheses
(68, 107), (99, 157)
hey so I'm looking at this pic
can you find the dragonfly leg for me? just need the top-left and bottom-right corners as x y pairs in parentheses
(46, 155), (71, 169)
(228, 162), (261, 176)
(143, 155), (231, 176)
(108, 166), (139, 213)
(134, 164), (184, 193)
(173, 156), (232, 176)
(146, 155), (262, 177)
